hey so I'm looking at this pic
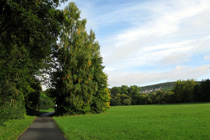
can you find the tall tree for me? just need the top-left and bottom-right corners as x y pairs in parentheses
(52, 2), (110, 115)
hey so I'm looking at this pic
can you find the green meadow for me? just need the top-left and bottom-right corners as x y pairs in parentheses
(54, 103), (210, 140)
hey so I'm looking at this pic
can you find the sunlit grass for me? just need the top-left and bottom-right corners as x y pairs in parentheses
(0, 115), (36, 140)
(54, 103), (210, 140)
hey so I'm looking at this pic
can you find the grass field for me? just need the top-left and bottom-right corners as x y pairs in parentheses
(0, 115), (36, 140)
(54, 103), (210, 140)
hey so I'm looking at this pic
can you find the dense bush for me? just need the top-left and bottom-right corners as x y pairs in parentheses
(123, 99), (132, 105)
(110, 93), (131, 106)
(110, 86), (139, 106)
(0, 82), (25, 125)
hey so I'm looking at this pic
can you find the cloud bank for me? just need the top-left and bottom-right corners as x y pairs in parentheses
(62, 0), (210, 87)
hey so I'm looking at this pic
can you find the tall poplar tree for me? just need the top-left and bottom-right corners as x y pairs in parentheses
(52, 2), (110, 115)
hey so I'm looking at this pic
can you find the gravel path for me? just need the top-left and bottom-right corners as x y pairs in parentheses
(18, 112), (67, 140)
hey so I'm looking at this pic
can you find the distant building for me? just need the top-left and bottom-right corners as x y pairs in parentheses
(141, 87), (162, 94)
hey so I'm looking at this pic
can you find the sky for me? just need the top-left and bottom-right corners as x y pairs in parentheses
(59, 0), (210, 87)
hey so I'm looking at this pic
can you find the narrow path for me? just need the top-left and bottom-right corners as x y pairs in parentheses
(18, 112), (67, 140)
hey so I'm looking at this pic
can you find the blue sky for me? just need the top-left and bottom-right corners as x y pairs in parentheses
(60, 0), (210, 87)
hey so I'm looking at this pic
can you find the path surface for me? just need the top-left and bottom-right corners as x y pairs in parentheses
(18, 112), (67, 140)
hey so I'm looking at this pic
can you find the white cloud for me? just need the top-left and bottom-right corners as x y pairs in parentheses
(108, 65), (210, 87)
(60, 0), (210, 86)
(102, 0), (210, 86)
(204, 55), (210, 61)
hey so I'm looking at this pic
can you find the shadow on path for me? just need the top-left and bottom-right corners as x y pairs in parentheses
(18, 112), (67, 140)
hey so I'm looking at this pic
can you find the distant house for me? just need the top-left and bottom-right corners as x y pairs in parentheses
(141, 87), (162, 94)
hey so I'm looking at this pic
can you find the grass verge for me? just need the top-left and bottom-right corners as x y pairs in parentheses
(0, 115), (36, 140)
(54, 103), (210, 140)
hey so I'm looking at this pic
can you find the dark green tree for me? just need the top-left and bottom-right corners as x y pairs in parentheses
(24, 77), (42, 114)
(128, 85), (140, 104)
(110, 87), (121, 97)
(121, 85), (129, 95)
(114, 93), (122, 106)
(173, 80), (198, 103)
(121, 94), (131, 105)
(199, 79), (210, 102)
(0, 0), (66, 123)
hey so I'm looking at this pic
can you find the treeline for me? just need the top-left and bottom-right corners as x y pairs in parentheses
(110, 79), (210, 106)
(0, 1), (109, 125)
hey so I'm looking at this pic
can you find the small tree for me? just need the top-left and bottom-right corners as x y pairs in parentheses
(123, 99), (131, 105)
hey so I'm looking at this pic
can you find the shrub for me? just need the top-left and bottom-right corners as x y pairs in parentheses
(122, 99), (131, 105)
(0, 82), (25, 125)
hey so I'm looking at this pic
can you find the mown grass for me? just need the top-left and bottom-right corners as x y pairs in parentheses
(0, 115), (36, 140)
(54, 103), (210, 140)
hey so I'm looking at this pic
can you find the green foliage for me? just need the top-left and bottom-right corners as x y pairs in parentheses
(39, 93), (54, 110)
(199, 79), (210, 102)
(110, 85), (140, 106)
(122, 99), (131, 105)
(110, 79), (210, 106)
(54, 103), (210, 140)
(135, 93), (149, 104)
(24, 77), (42, 114)
(0, 82), (25, 125)
(128, 85), (140, 104)
(44, 89), (56, 102)
(0, 0), (65, 123)
(110, 93), (131, 106)
(173, 79), (198, 103)
(52, 2), (110, 115)
(1, 0), (110, 120)
(149, 79), (210, 104)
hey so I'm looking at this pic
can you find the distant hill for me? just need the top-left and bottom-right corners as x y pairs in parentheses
(140, 81), (201, 92)
(140, 82), (176, 92)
